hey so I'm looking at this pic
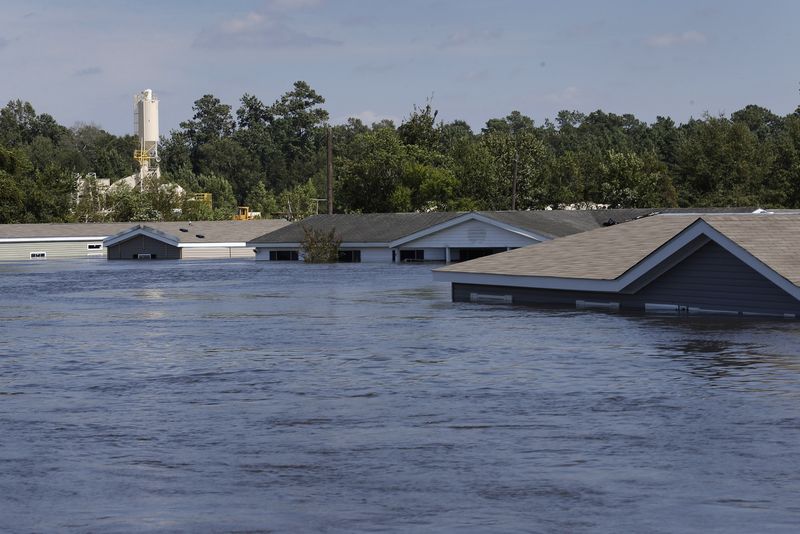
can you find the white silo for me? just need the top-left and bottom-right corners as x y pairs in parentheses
(133, 89), (160, 184)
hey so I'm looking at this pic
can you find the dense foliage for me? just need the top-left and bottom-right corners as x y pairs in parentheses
(3, 81), (800, 224)
(300, 225), (341, 263)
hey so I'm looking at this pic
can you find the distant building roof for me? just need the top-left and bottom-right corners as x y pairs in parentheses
(0, 220), (290, 244)
(104, 220), (290, 247)
(435, 212), (800, 287)
(246, 208), (760, 246)
(246, 209), (644, 245)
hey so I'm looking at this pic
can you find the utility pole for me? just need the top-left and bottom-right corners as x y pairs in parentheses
(327, 126), (334, 214)
(511, 149), (519, 211)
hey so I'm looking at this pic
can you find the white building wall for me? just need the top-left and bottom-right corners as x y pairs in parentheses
(181, 247), (255, 259)
(421, 248), (446, 261)
(401, 219), (539, 249)
(0, 241), (106, 261)
(359, 248), (392, 263)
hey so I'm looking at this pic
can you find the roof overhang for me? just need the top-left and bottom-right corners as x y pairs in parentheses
(247, 241), (389, 248)
(433, 218), (800, 301)
(390, 212), (550, 248)
(103, 225), (180, 248)
(0, 236), (108, 243)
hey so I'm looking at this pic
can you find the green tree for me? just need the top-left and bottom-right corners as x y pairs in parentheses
(245, 181), (278, 217)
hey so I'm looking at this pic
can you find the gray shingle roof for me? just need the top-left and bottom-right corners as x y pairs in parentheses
(106, 220), (291, 244)
(436, 213), (800, 286)
(247, 208), (759, 245)
(0, 220), (290, 243)
(248, 212), (464, 244)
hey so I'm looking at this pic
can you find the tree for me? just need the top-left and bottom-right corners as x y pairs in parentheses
(180, 94), (236, 170)
(245, 181), (278, 217)
(301, 225), (341, 263)
(278, 180), (318, 221)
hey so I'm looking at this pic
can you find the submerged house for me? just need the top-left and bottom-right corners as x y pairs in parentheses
(0, 222), (136, 261)
(433, 213), (800, 317)
(246, 210), (667, 263)
(104, 220), (290, 260)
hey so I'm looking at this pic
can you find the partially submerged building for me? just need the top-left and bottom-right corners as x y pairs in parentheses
(104, 220), (290, 260)
(246, 210), (666, 263)
(0, 220), (289, 261)
(433, 213), (800, 317)
(0, 222), (134, 261)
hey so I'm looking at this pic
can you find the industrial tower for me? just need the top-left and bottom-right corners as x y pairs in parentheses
(133, 89), (160, 189)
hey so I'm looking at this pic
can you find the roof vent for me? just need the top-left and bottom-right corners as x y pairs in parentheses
(179, 228), (188, 232)
(196, 234), (205, 239)
(603, 218), (617, 227)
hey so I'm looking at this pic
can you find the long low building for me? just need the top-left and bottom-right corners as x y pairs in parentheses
(246, 209), (676, 263)
(103, 220), (290, 260)
(433, 212), (800, 317)
(0, 220), (289, 261)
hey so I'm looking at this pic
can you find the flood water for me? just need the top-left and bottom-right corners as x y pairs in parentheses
(1, 260), (799, 533)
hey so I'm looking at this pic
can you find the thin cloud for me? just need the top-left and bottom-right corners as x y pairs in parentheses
(645, 31), (707, 48)
(353, 61), (397, 74)
(265, 0), (323, 11)
(74, 66), (103, 77)
(440, 28), (502, 48)
(544, 86), (580, 104)
(194, 11), (340, 49)
(0, 37), (10, 49)
(459, 69), (490, 82)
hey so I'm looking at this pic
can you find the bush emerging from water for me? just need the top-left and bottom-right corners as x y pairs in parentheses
(301, 225), (341, 263)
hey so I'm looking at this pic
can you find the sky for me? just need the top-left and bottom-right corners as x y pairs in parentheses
(1, 0), (799, 136)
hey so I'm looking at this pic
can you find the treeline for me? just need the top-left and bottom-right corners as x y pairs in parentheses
(2, 81), (800, 224)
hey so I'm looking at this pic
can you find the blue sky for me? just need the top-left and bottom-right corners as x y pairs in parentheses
(2, 0), (798, 135)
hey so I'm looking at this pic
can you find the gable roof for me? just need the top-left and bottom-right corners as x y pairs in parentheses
(0, 222), (135, 241)
(103, 220), (290, 247)
(246, 209), (694, 246)
(434, 213), (800, 297)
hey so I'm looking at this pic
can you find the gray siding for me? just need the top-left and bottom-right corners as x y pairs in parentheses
(453, 242), (800, 316)
(108, 235), (181, 260)
(634, 241), (799, 313)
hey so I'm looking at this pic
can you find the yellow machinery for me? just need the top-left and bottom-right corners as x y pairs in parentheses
(234, 206), (251, 220)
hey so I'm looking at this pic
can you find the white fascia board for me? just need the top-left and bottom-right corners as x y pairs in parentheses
(340, 242), (388, 248)
(432, 269), (619, 292)
(247, 242), (302, 248)
(469, 212), (552, 241)
(390, 212), (548, 248)
(0, 236), (108, 243)
(698, 222), (800, 301)
(178, 242), (247, 248)
(434, 219), (800, 301)
(248, 241), (387, 249)
(616, 219), (800, 300)
(104, 226), (179, 247)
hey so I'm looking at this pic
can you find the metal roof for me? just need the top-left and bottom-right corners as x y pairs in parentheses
(436, 213), (800, 287)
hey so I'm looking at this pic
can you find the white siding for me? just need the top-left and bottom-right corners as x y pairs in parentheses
(0, 241), (107, 261)
(421, 248), (446, 261)
(401, 219), (539, 249)
(181, 247), (255, 260)
(359, 248), (392, 263)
